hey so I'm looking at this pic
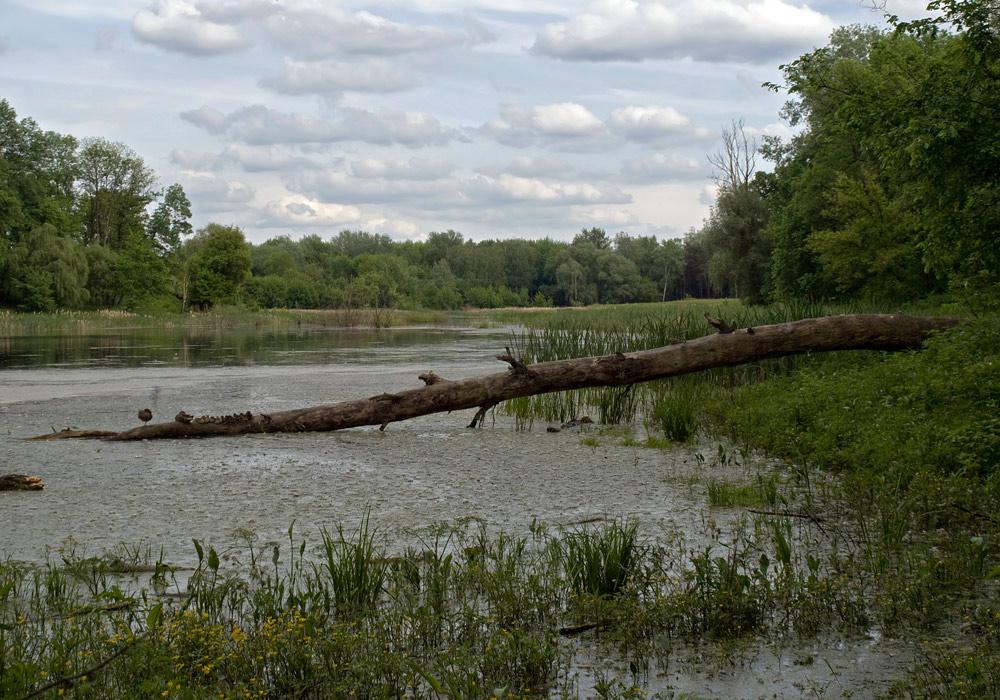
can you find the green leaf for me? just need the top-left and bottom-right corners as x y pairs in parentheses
(193, 539), (204, 563)
(146, 602), (163, 630)
(405, 660), (442, 695)
(208, 547), (219, 572)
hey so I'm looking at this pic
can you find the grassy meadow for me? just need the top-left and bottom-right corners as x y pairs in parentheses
(2, 300), (998, 699)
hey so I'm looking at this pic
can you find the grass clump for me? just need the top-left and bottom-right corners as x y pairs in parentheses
(318, 509), (388, 616)
(648, 381), (701, 443)
(706, 474), (781, 508)
(561, 519), (642, 598)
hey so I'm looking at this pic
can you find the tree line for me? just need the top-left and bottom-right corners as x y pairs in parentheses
(2, 0), (996, 312)
(696, 0), (999, 305)
(0, 97), (705, 312)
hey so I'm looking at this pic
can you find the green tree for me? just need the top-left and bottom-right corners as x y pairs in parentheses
(573, 227), (611, 249)
(594, 248), (643, 303)
(765, 14), (998, 300)
(77, 137), (159, 249)
(352, 254), (413, 309)
(700, 121), (771, 304)
(0, 99), (78, 241)
(331, 229), (395, 258)
(146, 183), (192, 254)
(186, 223), (252, 308)
(556, 257), (591, 305)
(85, 236), (168, 308)
(4, 224), (89, 311)
(425, 229), (464, 265)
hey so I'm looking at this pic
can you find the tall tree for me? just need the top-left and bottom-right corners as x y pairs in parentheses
(4, 224), (89, 311)
(0, 99), (78, 241)
(700, 121), (771, 303)
(765, 14), (997, 300)
(185, 223), (252, 308)
(77, 137), (158, 249)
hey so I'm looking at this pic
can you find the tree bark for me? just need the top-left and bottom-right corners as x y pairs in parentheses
(29, 314), (959, 442)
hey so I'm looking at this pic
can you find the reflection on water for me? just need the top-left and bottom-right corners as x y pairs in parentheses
(0, 326), (511, 369)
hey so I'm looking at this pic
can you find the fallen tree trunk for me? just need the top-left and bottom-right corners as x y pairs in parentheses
(30, 314), (959, 442)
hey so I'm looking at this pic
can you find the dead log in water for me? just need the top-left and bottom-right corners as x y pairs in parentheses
(28, 314), (959, 442)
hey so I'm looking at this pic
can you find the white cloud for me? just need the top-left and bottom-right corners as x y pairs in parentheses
(172, 145), (316, 172)
(132, 0), (249, 55)
(259, 194), (362, 228)
(180, 171), (256, 211)
(132, 0), (470, 58)
(336, 107), (466, 148)
(480, 101), (614, 151)
(244, 2), (465, 57)
(366, 217), (423, 239)
(621, 152), (704, 182)
(266, 3), (464, 56)
(466, 174), (631, 206)
(290, 170), (458, 206)
(170, 148), (225, 171)
(222, 144), (317, 172)
(532, 0), (835, 64)
(181, 104), (465, 148)
(478, 156), (574, 178)
(260, 57), (417, 96)
(508, 156), (573, 177)
(577, 207), (640, 227)
(609, 105), (711, 143)
(179, 106), (229, 134)
(181, 105), (336, 144)
(9, 0), (141, 20)
(700, 184), (721, 206)
(745, 122), (795, 140)
(530, 103), (603, 136)
(351, 157), (455, 180)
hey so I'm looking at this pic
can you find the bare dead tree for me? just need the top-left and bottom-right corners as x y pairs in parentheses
(708, 118), (757, 191)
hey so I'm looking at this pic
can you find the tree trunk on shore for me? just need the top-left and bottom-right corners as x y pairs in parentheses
(30, 314), (959, 442)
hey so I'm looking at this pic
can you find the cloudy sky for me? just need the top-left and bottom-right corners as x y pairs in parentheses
(0, 0), (932, 244)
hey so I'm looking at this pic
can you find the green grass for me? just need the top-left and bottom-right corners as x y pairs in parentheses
(0, 507), (900, 700)
(560, 519), (642, 598)
(317, 509), (388, 615)
(706, 474), (782, 509)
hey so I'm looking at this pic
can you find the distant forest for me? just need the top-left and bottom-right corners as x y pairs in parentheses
(1, 1), (997, 312)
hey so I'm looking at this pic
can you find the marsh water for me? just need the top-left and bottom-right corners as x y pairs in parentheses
(0, 324), (912, 698)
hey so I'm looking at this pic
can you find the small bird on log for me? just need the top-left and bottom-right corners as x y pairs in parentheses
(174, 411), (193, 424)
(0, 474), (44, 491)
(138, 408), (153, 425)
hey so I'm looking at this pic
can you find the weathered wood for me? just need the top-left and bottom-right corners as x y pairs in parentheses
(29, 429), (118, 440)
(28, 314), (959, 442)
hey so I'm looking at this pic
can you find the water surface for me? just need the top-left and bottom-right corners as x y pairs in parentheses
(0, 324), (912, 699)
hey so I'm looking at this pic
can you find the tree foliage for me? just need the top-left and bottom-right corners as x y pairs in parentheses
(750, 4), (1000, 302)
(186, 224), (252, 309)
